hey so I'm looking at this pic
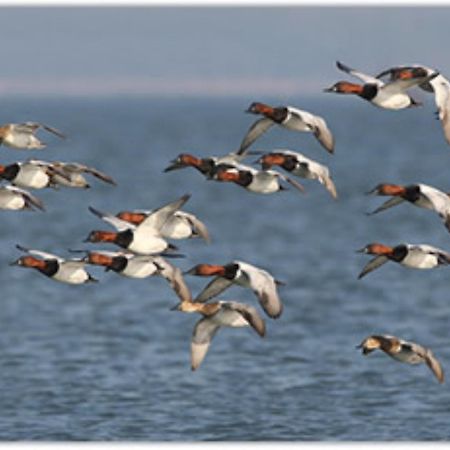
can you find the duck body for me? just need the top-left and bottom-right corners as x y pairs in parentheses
(240, 102), (334, 154)
(324, 61), (438, 110)
(185, 260), (283, 318)
(357, 242), (450, 278)
(358, 334), (444, 383)
(258, 149), (337, 198)
(11, 245), (96, 284)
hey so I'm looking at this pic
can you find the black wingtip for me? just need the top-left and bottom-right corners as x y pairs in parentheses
(88, 205), (103, 217)
(15, 244), (28, 252)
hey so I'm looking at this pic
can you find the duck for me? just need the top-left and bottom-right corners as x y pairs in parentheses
(0, 122), (66, 149)
(324, 61), (438, 110)
(256, 149), (337, 199)
(0, 185), (45, 211)
(85, 194), (190, 255)
(184, 260), (284, 318)
(48, 161), (117, 188)
(79, 249), (188, 294)
(367, 182), (450, 232)
(170, 279), (266, 371)
(80, 250), (163, 278)
(357, 334), (444, 383)
(163, 147), (257, 179)
(376, 64), (450, 144)
(239, 102), (334, 154)
(0, 160), (69, 190)
(212, 164), (305, 194)
(116, 209), (210, 242)
(10, 244), (97, 284)
(357, 242), (450, 278)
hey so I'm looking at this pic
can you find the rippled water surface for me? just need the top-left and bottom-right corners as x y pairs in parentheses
(1, 95), (450, 441)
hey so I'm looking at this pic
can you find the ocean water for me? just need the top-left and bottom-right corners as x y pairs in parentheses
(0, 94), (450, 441)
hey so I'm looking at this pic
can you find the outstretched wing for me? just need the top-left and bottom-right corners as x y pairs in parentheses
(154, 258), (192, 303)
(88, 206), (135, 231)
(60, 162), (116, 185)
(40, 124), (67, 139)
(410, 342), (445, 383)
(15, 244), (63, 262)
(224, 301), (266, 337)
(191, 317), (221, 371)
(138, 194), (190, 233)
(382, 72), (439, 96)
(367, 196), (406, 215)
(275, 171), (305, 194)
(238, 262), (283, 319)
(194, 276), (234, 303)
(18, 122), (66, 139)
(336, 61), (382, 86)
(424, 349), (445, 383)
(358, 255), (389, 279)
(177, 211), (211, 243)
(238, 117), (274, 154)
(429, 75), (450, 145)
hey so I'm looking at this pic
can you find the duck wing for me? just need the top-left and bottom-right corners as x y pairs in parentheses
(19, 122), (66, 139)
(59, 162), (117, 185)
(382, 71), (439, 95)
(88, 206), (135, 232)
(336, 61), (382, 86)
(154, 258), (192, 303)
(410, 342), (445, 383)
(223, 301), (266, 337)
(238, 117), (274, 154)
(193, 276), (234, 303)
(429, 75), (450, 145)
(424, 349), (445, 383)
(367, 196), (406, 215)
(176, 211), (211, 243)
(358, 255), (389, 279)
(191, 317), (221, 371)
(137, 194), (190, 233)
(15, 244), (63, 262)
(238, 263), (283, 319)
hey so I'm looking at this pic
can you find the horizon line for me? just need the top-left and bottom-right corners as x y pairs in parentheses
(0, 76), (329, 97)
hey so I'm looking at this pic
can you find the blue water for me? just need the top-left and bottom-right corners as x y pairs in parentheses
(1, 95), (450, 441)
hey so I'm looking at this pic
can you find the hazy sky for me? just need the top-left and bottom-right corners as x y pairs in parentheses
(1, 6), (450, 96)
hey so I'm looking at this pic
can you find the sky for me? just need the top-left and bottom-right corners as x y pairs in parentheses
(1, 6), (450, 96)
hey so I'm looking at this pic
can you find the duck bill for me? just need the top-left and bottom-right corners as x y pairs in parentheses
(9, 259), (21, 266)
(170, 303), (181, 311)
(323, 86), (334, 93)
(355, 247), (367, 254)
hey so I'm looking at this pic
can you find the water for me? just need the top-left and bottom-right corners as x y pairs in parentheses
(1, 94), (450, 441)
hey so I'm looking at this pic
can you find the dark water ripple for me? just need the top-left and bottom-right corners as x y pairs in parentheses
(0, 96), (450, 440)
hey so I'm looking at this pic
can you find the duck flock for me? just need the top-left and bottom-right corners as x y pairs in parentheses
(2, 61), (450, 380)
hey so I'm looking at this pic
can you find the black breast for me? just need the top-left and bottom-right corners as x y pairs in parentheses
(116, 229), (134, 249)
(1, 163), (20, 181)
(360, 84), (378, 101)
(404, 185), (421, 203)
(391, 245), (408, 262)
(38, 259), (59, 278)
(110, 256), (128, 272)
(199, 158), (216, 177)
(271, 107), (289, 123)
(237, 171), (254, 188)
(282, 155), (298, 172)
(223, 263), (239, 280)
